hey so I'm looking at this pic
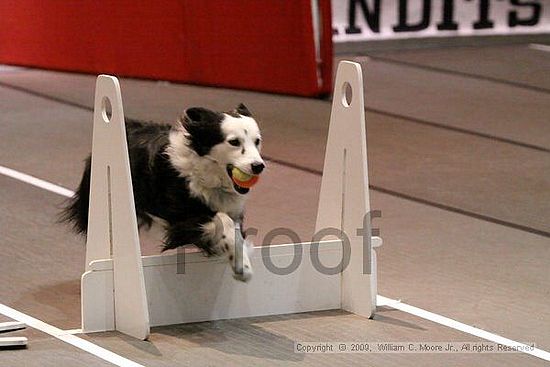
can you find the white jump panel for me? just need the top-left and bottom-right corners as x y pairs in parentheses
(83, 241), (342, 328)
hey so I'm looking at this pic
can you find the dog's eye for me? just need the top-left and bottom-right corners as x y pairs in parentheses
(255, 138), (261, 146)
(228, 138), (240, 147)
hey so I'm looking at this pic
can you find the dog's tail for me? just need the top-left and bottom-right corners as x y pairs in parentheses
(58, 156), (91, 235)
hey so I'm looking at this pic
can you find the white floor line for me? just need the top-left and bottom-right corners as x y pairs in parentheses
(0, 64), (26, 73)
(0, 165), (74, 198)
(528, 43), (550, 53)
(0, 304), (144, 367)
(2, 165), (550, 362)
(377, 296), (550, 361)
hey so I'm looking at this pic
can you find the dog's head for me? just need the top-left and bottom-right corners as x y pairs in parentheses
(170, 104), (265, 195)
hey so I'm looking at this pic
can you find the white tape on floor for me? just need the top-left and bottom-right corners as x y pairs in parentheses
(529, 44), (550, 53)
(377, 296), (550, 361)
(0, 166), (74, 198)
(0, 65), (25, 73)
(0, 303), (145, 367)
(2, 165), (549, 362)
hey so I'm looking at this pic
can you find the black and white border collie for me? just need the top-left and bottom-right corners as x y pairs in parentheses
(62, 104), (264, 281)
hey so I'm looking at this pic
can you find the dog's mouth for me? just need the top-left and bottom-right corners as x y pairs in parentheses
(226, 165), (259, 195)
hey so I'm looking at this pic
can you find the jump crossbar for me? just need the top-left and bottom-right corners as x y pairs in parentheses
(81, 61), (382, 340)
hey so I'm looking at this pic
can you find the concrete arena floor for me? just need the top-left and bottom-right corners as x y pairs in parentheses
(0, 42), (549, 366)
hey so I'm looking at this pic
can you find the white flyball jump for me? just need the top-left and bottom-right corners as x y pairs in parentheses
(81, 61), (382, 340)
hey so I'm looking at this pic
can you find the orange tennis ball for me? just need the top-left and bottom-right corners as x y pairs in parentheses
(231, 167), (260, 188)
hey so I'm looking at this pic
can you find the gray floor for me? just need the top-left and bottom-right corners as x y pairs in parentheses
(0, 42), (549, 366)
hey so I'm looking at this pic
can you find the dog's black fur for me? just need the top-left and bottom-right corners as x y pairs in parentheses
(61, 107), (254, 255)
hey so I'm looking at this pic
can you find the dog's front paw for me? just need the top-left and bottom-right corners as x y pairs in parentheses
(244, 239), (254, 258)
(232, 266), (252, 282)
(229, 240), (253, 282)
(231, 250), (253, 282)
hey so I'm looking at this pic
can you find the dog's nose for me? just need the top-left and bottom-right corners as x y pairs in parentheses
(251, 162), (265, 174)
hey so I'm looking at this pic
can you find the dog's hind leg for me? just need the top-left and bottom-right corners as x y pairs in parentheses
(201, 212), (253, 282)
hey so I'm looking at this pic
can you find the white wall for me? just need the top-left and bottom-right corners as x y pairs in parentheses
(332, 0), (550, 42)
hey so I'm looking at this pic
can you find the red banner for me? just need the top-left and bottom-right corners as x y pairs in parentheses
(0, 1), (332, 96)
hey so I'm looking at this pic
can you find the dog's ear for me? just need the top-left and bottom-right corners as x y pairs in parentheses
(184, 107), (223, 124)
(179, 107), (224, 156)
(235, 103), (252, 117)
